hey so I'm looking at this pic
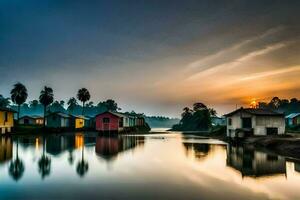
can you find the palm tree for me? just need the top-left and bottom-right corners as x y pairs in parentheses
(67, 97), (78, 114)
(77, 88), (90, 115)
(8, 138), (25, 181)
(39, 86), (54, 128)
(76, 142), (88, 177)
(38, 137), (51, 179)
(10, 82), (28, 121)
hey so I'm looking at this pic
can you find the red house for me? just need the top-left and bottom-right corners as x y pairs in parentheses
(95, 111), (125, 132)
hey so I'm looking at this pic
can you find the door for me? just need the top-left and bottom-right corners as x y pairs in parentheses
(266, 127), (278, 135)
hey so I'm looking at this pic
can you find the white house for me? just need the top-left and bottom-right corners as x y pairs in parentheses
(225, 107), (285, 138)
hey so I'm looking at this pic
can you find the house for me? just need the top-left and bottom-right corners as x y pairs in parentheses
(211, 116), (226, 126)
(0, 107), (16, 134)
(70, 115), (87, 129)
(19, 115), (44, 125)
(225, 107), (285, 138)
(285, 113), (300, 127)
(95, 111), (125, 132)
(45, 112), (70, 128)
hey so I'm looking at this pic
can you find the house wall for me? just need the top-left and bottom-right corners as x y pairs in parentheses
(61, 117), (69, 128)
(96, 113), (122, 131)
(19, 117), (36, 125)
(123, 117), (130, 127)
(0, 111), (14, 134)
(226, 112), (285, 137)
(226, 113), (252, 137)
(75, 118), (84, 129)
(255, 116), (285, 135)
(46, 115), (69, 128)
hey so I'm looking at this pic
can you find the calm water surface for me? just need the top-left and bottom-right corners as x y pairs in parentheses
(1, 130), (300, 200)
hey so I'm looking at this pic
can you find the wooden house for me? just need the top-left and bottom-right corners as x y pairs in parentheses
(285, 113), (300, 127)
(0, 107), (16, 134)
(95, 111), (125, 132)
(225, 107), (285, 138)
(19, 115), (44, 125)
(45, 112), (70, 128)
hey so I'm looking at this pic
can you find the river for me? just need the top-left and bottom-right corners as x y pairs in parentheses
(0, 130), (300, 199)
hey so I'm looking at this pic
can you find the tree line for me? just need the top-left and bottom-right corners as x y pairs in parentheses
(258, 97), (300, 114)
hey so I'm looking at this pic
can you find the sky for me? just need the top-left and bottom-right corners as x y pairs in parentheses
(1, 0), (300, 117)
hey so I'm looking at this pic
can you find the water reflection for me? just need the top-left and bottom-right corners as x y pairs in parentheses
(38, 137), (51, 179)
(1, 133), (300, 199)
(0, 133), (145, 182)
(95, 135), (145, 161)
(8, 139), (24, 181)
(0, 137), (12, 163)
(183, 143), (211, 161)
(226, 145), (286, 178)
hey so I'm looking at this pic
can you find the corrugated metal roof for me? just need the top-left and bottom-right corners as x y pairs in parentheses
(285, 113), (300, 119)
(0, 107), (17, 113)
(225, 108), (284, 117)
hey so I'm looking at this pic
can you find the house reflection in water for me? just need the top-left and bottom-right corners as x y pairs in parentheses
(183, 143), (211, 161)
(0, 137), (12, 163)
(226, 145), (286, 178)
(95, 135), (144, 161)
(46, 135), (76, 156)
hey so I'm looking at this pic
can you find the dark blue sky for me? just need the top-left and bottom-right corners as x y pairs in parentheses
(1, 0), (300, 116)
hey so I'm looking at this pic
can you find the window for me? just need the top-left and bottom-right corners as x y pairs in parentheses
(4, 112), (8, 122)
(228, 118), (232, 126)
(103, 118), (110, 123)
(242, 117), (252, 129)
(119, 118), (123, 127)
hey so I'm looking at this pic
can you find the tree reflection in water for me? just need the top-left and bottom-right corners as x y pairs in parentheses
(8, 138), (24, 181)
(38, 137), (51, 179)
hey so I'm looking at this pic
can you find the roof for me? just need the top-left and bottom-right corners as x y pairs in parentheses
(95, 111), (126, 118)
(224, 107), (284, 117)
(20, 115), (43, 119)
(46, 112), (70, 118)
(0, 107), (17, 113)
(69, 114), (90, 120)
(285, 113), (300, 119)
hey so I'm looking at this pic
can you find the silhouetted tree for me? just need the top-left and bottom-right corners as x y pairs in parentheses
(67, 97), (78, 113)
(173, 102), (212, 131)
(8, 138), (24, 181)
(29, 100), (39, 109)
(59, 100), (65, 107)
(77, 88), (90, 115)
(193, 102), (207, 111)
(0, 94), (10, 107)
(38, 137), (51, 179)
(10, 82), (28, 121)
(39, 86), (54, 127)
(208, 108), (217, 116)
(103, 99), (119, 112)
(76, 143), (88, 177)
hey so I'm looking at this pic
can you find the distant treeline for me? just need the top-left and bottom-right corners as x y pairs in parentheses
(258, 97), (300, 114)
(145, 116), (180, 128)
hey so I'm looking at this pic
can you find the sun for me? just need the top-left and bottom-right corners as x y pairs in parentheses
(250, 98), (258, 108)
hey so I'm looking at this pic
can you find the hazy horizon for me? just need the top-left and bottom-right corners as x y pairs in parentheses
(1, 0), (300, 117)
